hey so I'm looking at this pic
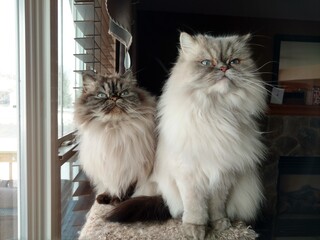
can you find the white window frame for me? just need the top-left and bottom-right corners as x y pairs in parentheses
(18, 0), (60, 239)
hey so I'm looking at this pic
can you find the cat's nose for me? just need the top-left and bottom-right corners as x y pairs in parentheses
(220, 66), (228, 72)
(110, 95), (119, 101)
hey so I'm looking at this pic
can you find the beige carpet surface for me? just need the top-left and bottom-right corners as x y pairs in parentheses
(79, 201), (258, 240)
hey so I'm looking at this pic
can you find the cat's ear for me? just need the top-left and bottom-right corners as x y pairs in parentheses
(180, 32), (195, 54)
(121, 70), (137, 85)
(239, 33), (252, 43)
(82, 74), (97, 93)
(121, 70), (133, 79)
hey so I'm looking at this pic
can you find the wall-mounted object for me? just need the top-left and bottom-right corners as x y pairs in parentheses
(272, 35), (320, 105)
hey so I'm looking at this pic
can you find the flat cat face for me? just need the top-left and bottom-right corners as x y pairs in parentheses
(78, 71), (143, 121)
(179, 32), (258, 94)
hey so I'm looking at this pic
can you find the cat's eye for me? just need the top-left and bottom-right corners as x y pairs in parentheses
(120, 90), (129, 96)
(200, 59), (213, 66)
(97, 92), (107, 98)
(230, 58), (241, 65)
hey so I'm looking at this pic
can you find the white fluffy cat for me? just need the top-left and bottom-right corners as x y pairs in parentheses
(151, 32), (267, 238)
(108, 32), (267, 239)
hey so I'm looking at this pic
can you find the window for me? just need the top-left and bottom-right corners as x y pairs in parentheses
(58, 2), (79, 238)
(0, 0), (19, 239)
(1, 0), (60, 239)
(58, 0), (76, 138)
(58, 0), (116, 238)
(0, 0), (116, 238)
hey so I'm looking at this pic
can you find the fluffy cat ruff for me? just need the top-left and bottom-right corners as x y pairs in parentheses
(74, 72), (157, 199)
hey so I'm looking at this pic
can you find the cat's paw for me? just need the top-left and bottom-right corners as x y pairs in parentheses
(96, 193), (112, 204)
(96, 193), (121, 205)
(211, 217), (231, 232)
(182, 223), (206, 240)
(110, 197), (121, 205)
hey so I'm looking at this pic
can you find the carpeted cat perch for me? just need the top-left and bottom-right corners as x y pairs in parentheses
(79, 201), (258, 240)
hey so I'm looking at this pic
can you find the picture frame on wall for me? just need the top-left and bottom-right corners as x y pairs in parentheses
(272, 35), (320, 105)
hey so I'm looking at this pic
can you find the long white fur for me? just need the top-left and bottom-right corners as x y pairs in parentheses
(150, 32), (267, 237)
(77, 115), (155, 197)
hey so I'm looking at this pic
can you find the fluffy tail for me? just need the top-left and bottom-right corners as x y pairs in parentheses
(106, 196), (171, 222)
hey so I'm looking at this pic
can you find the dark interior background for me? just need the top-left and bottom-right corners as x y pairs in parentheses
(131, 1), (320, 239)
(132, 0), (320, 96)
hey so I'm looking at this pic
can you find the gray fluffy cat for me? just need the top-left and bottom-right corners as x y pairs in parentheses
(107, 32), (267, 239)
(74, 71), (157, 204)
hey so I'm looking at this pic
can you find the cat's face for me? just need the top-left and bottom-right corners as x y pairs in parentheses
(179, 32), (257, 94)
(79, 72), (142, 119)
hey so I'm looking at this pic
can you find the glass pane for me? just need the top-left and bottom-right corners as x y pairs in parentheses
(58, 0), (76, 138)
(61, 157), (79, 239)
(58, 0), (79, 238)
(0, 0), (19, 239)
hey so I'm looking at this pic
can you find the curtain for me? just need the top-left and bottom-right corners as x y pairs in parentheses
(105, 0), (132, 72)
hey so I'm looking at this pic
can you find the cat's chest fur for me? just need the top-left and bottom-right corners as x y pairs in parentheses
(78, 118), (154, 196)
(159, 88), (262, 174)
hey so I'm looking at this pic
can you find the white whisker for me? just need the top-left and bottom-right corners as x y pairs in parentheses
(241, 78), (277, 97)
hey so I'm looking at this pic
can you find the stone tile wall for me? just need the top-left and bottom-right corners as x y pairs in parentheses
(262, 116), (320, 218)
